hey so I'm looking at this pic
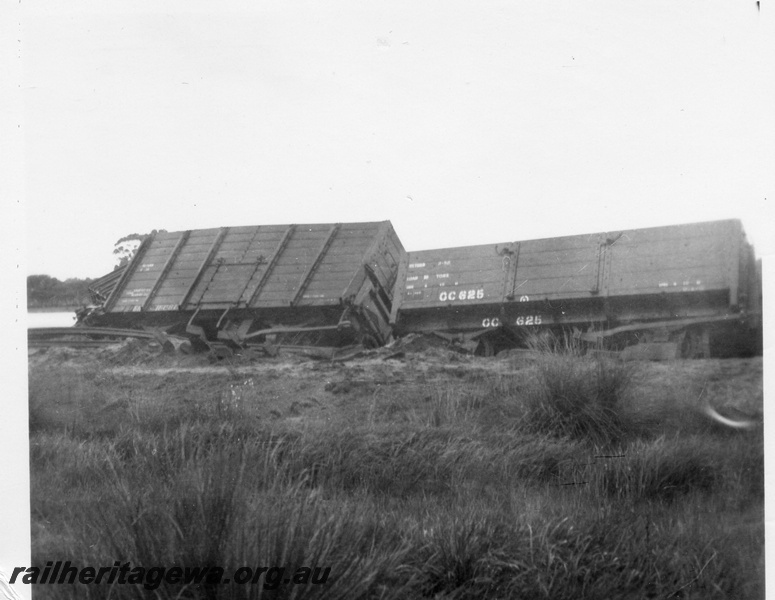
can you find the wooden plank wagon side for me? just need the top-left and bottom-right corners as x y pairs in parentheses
(390, 219), (761, 358)
(83, 221), (405, 355)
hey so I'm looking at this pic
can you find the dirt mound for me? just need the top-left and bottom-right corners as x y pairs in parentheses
(385, 333), (447, 353)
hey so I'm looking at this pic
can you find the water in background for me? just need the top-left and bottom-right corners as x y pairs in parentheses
(27, 311), (77, 328)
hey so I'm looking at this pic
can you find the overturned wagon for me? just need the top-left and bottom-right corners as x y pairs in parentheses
(83, 221), (404, 354)
(390, 219), (761, 358)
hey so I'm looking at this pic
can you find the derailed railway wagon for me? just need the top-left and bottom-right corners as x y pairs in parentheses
(389, 219), (761, 358)
(82, 221), (404, 354)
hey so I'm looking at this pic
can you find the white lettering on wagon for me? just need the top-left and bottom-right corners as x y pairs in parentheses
(408, 262), (426, 268)
(482, 315), (543, 327)
(660, 279), (702, 290)
(438, 289), (485, 302)
(126, 288), (152, 298)
(152, 304), (179, 311)
(515, 315), (542, 325)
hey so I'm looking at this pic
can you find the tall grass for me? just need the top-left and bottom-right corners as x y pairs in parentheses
(28, 349), (764, 599)
(33, 426), (411, 599)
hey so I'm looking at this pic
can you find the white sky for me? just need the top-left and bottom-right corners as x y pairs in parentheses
(18, 0), (775, 280)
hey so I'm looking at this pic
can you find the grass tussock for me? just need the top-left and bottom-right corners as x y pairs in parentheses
(27, 346), (764, 599)
(520, 333), (634, 446)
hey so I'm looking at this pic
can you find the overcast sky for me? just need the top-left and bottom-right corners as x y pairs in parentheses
(19, 0), (774, 280)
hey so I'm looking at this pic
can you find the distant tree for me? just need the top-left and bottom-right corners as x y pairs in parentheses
(27, 274), (59, 305)
(27, 275), (94, 308)
(113, 230), (166, 269)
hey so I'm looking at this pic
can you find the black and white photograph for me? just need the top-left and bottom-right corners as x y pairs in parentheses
(3, 1), (772, 598)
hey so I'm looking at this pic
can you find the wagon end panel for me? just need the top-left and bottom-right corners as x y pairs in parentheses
(330, 222), (405, 344)
(737, 224), (761, 318)
(363, 221), (405, 309)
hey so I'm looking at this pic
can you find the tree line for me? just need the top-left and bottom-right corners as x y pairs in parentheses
(27, 275), (95, 308)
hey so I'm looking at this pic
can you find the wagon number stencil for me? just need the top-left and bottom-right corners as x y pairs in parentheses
(482, 315), (542, 327)
(439, 289), (485, 302)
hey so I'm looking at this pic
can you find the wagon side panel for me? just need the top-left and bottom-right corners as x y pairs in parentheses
(604, 220), (738, 299)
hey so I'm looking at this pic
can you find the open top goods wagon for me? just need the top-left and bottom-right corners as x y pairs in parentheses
(390, 219), (761, 358)
(83, 221), (404, 352)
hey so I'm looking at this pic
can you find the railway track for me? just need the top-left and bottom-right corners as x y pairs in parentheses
(28, 338), (124, 348)
(28, 327), (157, 348)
